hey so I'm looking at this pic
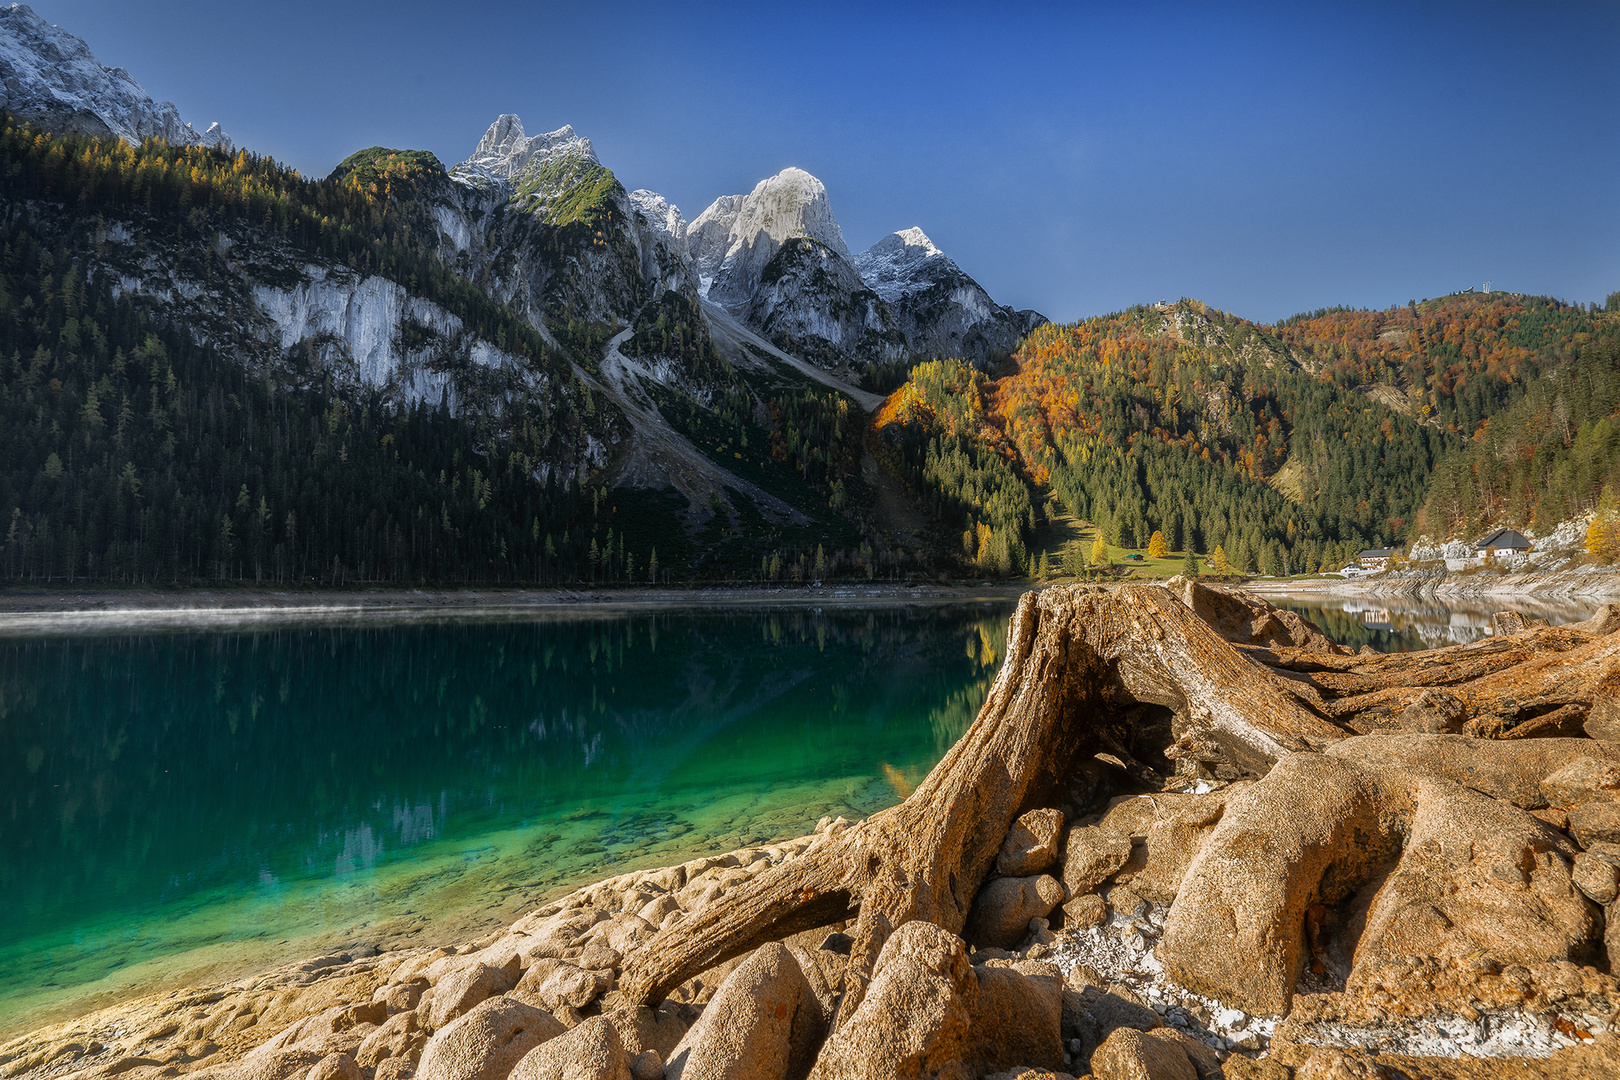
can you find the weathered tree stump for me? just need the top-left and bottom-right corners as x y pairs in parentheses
(618, 582), (1620, 1024)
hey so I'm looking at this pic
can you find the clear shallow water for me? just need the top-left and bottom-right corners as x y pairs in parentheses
(0, 603), (1012, 1033)
(1266, 593), (1598, 652)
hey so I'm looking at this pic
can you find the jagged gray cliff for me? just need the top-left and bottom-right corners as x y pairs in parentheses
(686, 168), (1044, 377)
(856, 227), (1047, 368)
(0, 3), (230, 150)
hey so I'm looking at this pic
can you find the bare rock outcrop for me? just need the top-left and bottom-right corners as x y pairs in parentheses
(663, 941), (816, 1080)
(415, 997), (565, 1080)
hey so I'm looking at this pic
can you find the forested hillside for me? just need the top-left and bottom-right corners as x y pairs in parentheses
(0, 211), (657, 585)
(3, 111), (1616, 586)
(876, 295), (1620, 574)
(1419, 333), (1620, 536)
(1267, 293), (1620, 537)
(0, 116), (912, 585)
(1269, 293), (1614, 436)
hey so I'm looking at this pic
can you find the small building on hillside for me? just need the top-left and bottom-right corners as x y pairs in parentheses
(1358, 547), (1396, 572)
(1473, 528), (1531, 561)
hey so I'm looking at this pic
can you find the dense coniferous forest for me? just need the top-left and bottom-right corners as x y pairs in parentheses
(1418, 334), (1620, 536)
(0, 222), (621, 584)
(0, 116), (909, 585)
(873, 359), (1032, 575)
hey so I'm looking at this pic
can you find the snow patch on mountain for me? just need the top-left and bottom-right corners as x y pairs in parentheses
(0, 3), (230, 150)
(456, 114), (596, 182)
(690, 168), (851, 309)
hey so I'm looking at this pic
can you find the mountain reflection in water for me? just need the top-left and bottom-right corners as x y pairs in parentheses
(0, 603), (1011, 1033)
(1266, 594), (1599, 652)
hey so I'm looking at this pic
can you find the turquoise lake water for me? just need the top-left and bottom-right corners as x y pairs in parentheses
(0, 602), (1012, 1034)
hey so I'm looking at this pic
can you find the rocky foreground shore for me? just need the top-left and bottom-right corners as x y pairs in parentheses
(7, 581), (1620, 1080)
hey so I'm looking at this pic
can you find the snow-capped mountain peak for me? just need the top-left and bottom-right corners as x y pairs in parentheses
(459, 114), (597, 181)
(0, 3), (230, 150)
(855, 227), (956, 303)
(853, 225), (1046, 368)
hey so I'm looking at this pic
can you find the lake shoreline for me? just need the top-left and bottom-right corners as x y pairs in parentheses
(0, 581), (1030, 636)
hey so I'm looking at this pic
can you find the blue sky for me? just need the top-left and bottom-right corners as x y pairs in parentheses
(34, 0), (1620, 323)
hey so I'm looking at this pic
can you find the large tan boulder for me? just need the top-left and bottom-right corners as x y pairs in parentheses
(374, 978), (428, 1014)
(964, 875), (1065, 949)
(1107, 792), (1235, 906)
(807, 921), (976, 1079)
(663, 941), (814, 1080)
(1060, 790), (1237, 909)
(809, 922), (1063, 1078)
(227, 1042), (357, 1080)
(1577, 842), (1620, 906)
(600, 1005), (687, 1062)
(783, 942), (845, 1029)
(1062, 827), (1134, 897)
(1588, 692), (1620, 740)
(1163, 753), (1387, 1016)
(966, 961), (1063, 1072)
(509, 1015), (630, 1080)
(356, 1011), (426, 1069)
(1541, 756), (1620, 808)
(227, 1000), (384, 1080)
(307, 1053), (364, 1080)
(996, 808), (1066, 876)
(512, 960), (614, 1012)
(415, 997), (566, 1080)
(1088, 1027), (1196, 1080)
(510, 910), (609, 962)
(1569, 802), (1620, 847)
(1061, 982), (1161, 1072)
(432, 961), (521, 1029)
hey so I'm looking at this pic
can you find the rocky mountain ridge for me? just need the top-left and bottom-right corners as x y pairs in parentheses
(0, 5), (1049, 588)
(0, 3), (229, 151)
(856, 227), (1046, 369)
(680, 167), (1044, 375)
(689, 167), (852, 306)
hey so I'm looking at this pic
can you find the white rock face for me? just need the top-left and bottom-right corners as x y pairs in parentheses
(628, 189), (688, 259)
(743, 237), (904, 371)
(686, 193), (745, 295)
(251, 266), (541, 415)
(458, 114), (596, 181)
(690, 168), (851, 308)
(0, 3), (230, 150)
